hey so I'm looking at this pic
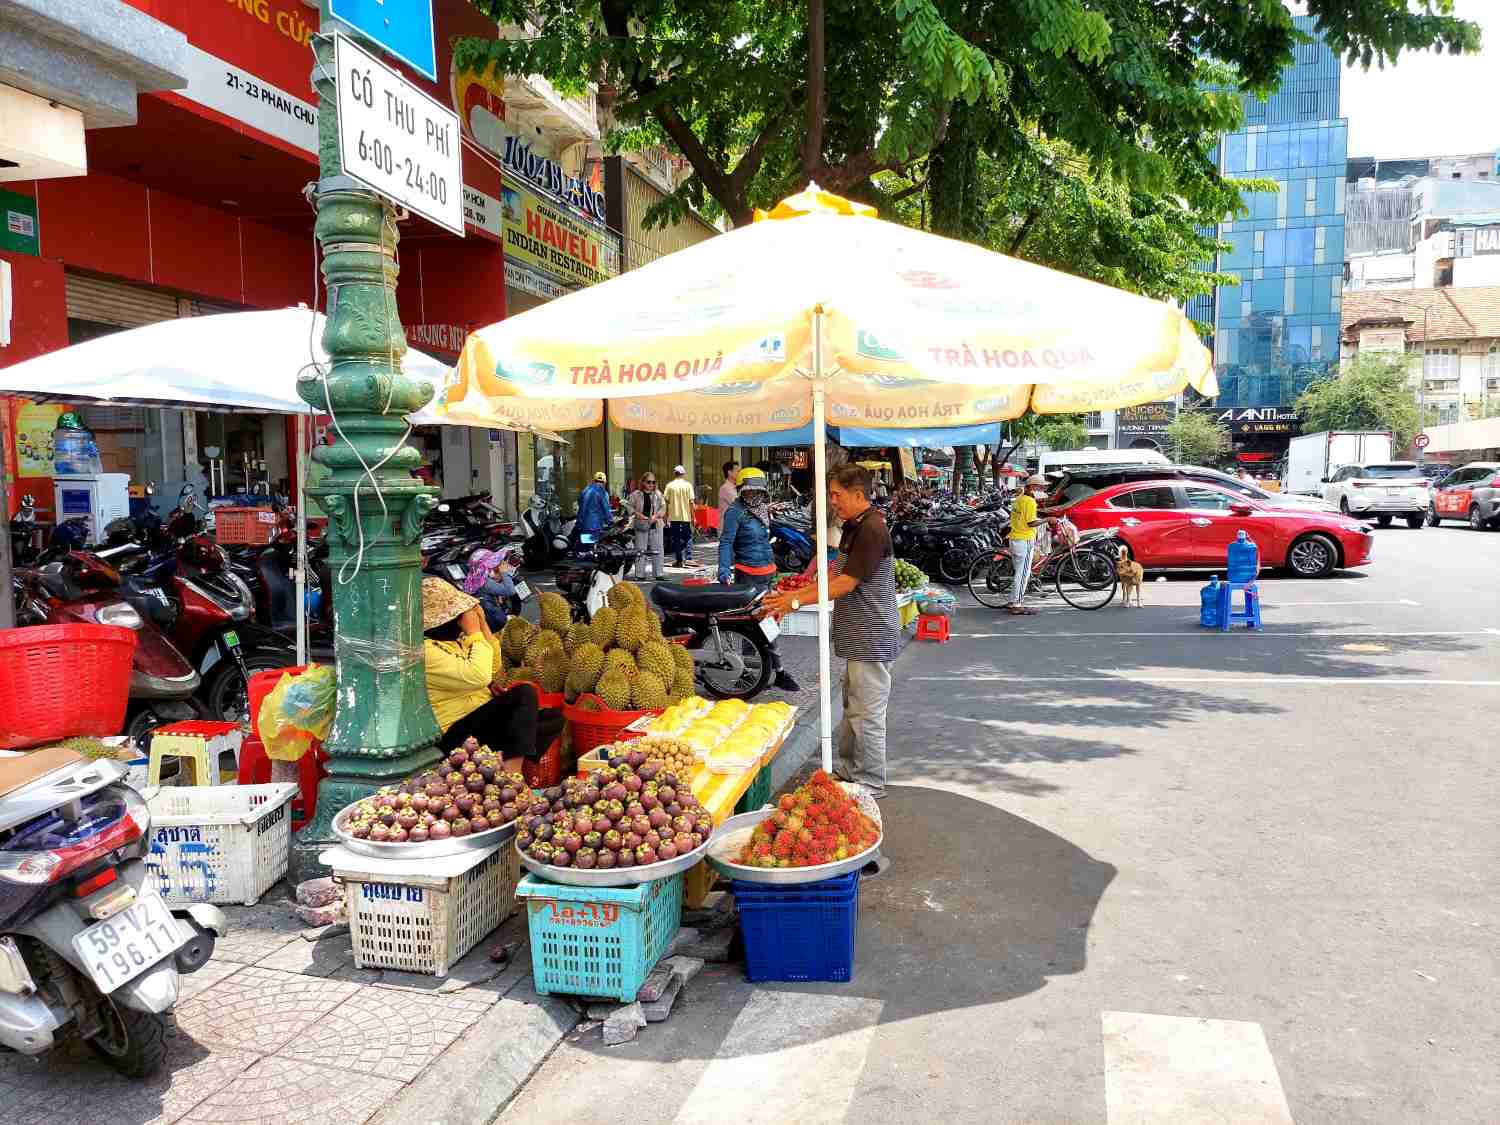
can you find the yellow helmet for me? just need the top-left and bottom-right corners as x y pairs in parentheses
(736, 466), (767, 487)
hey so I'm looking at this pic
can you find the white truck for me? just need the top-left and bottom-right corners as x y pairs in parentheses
(1283, 431), (1393, 496)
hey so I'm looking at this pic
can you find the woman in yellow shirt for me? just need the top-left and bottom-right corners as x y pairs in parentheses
(421, 577), (537, 774)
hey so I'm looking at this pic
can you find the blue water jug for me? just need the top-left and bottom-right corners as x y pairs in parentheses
(1226, 530), (1259, 585)
(1199, 575), (1221, 627)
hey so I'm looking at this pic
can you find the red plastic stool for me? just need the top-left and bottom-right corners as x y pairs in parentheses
(916, 613), (951, 643)
(243, 664), (324, 831)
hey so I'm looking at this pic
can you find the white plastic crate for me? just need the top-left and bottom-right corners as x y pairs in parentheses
(145, 783), (298, 906)
(323, 843), (520, 976)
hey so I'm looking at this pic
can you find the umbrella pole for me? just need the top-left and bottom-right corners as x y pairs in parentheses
(811, 311), (834, 774)
(295, 412), (308, 667)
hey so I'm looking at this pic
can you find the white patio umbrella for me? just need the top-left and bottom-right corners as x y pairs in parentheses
(428, 186), (1216, 771)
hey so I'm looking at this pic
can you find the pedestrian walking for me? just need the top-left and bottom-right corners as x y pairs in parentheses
(663, 464), (696, 567)
(1006, 474), (1053, 616)
(720, 467), (800, 692)
(575, 471), (612, 541)
(717, 460), (739, 529)
(762, 463), (897, 817)
(628, 472), (666, 580)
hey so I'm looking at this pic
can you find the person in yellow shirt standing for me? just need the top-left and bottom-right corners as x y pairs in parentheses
(420, 577), (538, 773)
(663, 464), (696, 568)
(1006, 475), (1054, 616)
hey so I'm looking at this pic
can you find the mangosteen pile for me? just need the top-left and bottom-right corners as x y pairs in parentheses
(518, 748), (711, 872)
(343, 737), (532, 844)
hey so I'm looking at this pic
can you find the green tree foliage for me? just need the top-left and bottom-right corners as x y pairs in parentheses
(1164, 411), (1231, 466)
(458, 2), (1478, 232)
(1296, 354), (1420, 449)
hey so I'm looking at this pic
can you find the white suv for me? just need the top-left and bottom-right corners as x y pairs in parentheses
(1322, 461), (1430, 528)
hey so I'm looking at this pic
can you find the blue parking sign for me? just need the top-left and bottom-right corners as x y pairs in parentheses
(328, 0), (437, 82)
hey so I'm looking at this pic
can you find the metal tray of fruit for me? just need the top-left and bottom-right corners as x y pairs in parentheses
(705, 783), (882, 886)
(515, 831), (714, 888)
(331, 802), (519, 860)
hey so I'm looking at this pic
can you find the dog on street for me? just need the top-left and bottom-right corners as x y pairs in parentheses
(1116, 545), (1144, 607)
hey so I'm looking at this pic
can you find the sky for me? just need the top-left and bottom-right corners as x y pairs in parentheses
(1340, 0), (1498, 159)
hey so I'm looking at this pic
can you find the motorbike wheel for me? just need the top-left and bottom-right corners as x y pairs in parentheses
(205, 652), (296, 728)
(937, 546), (973, 585)
(696, 625), (775, 700)
(126, 700), (203, 745)
(86, 990), (169, 1079)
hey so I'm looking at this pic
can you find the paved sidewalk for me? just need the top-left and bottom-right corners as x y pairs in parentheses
(0, 889), (575, 1125)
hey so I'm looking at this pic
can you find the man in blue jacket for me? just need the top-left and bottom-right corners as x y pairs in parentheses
(719, 467), (800, 691)
(575, 471), (612, 541)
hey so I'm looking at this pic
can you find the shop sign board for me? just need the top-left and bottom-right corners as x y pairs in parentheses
(175, 41), (318, 155)
(1191, 405), (1299, 435)
(462, 185), (504, 240)
(406, 322), (467, 354)
(328, 0), (437, 82)
(1473, 226), (1500, 255)
(0, 190), (39, 257)
(335, 34), (463, 235)
(506, 261), (572, 301)
(1116, 401), (1176, 436)
(501, 180), (620, 289)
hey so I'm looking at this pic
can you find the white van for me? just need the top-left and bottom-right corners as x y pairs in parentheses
(1037, 447), (1169, 477)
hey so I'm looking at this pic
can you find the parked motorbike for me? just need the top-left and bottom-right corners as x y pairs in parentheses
(554, 516), (637, 622)
(9, 494), (91, 569)
(520, 494), (575, 571)
(889, 506), (1009, 584)
(13, 553), (203, 741)
(650, 581), (778, 700)
(0, 755), (224, 1077)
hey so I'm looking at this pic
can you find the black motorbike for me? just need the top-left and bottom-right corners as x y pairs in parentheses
(650, 582), (777, 700)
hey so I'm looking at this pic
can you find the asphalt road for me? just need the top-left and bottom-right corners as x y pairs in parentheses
(502, 524), (1499, 1125)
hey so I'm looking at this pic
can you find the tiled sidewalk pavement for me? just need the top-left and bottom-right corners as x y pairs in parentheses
(0, 889), (576, 1125)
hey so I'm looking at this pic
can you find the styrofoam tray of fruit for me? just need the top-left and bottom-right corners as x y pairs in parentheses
(513, 754), (715, 887)
(331, 740), (535, 859)
(706, 780), (882, 885)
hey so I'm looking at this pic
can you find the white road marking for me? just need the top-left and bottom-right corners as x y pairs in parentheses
(1102, 1011), (1295, 1125)
(912, 675), (1500, 686)
(953, 630), (1494, 639)
(672, 992), (883, 1125)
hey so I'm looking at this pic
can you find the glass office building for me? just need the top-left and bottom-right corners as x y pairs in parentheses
(1200, 16), (1347, 436)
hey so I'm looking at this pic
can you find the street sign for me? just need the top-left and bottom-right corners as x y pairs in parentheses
(328, 0), (436, 82)
(334, 33), (463, 236)
(1413, 433), (1430, 450)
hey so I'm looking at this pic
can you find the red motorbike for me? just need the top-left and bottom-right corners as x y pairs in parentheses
(12, 553), (203, 741)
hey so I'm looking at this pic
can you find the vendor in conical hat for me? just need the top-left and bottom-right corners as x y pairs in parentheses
(421, 576), (536, 774)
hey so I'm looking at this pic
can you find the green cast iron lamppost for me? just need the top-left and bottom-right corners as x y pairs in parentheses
(289, 12), (443, 879)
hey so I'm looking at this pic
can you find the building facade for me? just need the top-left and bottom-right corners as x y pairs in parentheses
(1190, 15), (1347, 463)
(1341, 286), (1500, 426)
(1344, 169), (1500, 292)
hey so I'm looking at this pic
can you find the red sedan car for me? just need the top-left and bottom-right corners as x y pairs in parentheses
(1058, 479), (1375, 578)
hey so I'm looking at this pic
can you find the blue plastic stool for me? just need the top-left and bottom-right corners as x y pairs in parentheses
(1215, 580), (1263, 631)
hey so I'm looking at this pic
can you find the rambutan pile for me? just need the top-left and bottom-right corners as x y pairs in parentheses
(736, 770), (879, 868)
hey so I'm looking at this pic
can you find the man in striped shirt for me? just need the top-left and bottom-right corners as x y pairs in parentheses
(763, 464), (899, 800)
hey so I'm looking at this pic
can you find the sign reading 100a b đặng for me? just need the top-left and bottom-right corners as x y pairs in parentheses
(333, 33), (462, 235)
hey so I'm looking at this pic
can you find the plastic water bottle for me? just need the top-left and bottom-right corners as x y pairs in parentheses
(1199, 575), (1221, 628)
(1226, 530), (1259, 585)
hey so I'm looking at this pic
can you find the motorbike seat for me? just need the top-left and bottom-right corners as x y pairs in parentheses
(37, 565), (83, 602)
(651, 582), (761, 614)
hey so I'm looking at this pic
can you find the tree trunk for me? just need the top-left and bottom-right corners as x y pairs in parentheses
(802, 0), (825, 184)
(927, 101), (980, 240)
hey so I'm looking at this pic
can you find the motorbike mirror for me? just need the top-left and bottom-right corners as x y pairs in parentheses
(1229, 503), (1254, 516)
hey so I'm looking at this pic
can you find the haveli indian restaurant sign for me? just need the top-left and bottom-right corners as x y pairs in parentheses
(501, 180), (619, 289)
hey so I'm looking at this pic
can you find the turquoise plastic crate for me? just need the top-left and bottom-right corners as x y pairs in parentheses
(733, 766), (773, 816)
(516, 872), (684, 1001)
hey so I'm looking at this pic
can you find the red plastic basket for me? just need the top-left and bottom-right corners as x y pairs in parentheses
(562, 693), (656, 758)
(214, 506), (278, 545)
(0, 624), (137, 749)
(522, 735), (565, 789)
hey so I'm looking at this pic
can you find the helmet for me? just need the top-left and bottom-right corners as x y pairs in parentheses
(593, 471), (607, 482)
(736, 467), (767, 487)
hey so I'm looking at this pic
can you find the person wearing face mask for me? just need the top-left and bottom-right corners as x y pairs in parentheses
(628, 471), (666, 580)
(1005, 474), (1058, 615)
(720, 467), (801, 692)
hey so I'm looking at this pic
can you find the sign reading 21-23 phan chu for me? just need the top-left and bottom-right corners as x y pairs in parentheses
(333, 32), (462, 235)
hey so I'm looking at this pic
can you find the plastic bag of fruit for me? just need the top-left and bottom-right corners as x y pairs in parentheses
(916, 588), (958, 617)
(257, 665), (334, 761)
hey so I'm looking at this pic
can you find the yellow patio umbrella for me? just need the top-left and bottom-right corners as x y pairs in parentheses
(435, 184), (1214, 771)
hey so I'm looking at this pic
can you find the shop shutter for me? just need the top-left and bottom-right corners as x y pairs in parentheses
(64, 273), (179, 328)
(186, 298), (246, 317)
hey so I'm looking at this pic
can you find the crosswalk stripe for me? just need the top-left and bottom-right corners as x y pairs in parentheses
(1102, 1011), (1295, 1124)
(672, 992), (883, 1125)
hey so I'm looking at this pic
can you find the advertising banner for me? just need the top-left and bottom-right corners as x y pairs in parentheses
(501, 181), (620, 289)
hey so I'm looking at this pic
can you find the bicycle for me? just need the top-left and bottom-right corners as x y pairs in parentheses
(966, 521), (1119, 610)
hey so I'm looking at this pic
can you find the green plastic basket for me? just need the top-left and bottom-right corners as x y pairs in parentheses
(733, 766), (773, 816)
(516, 872), (684, 1001)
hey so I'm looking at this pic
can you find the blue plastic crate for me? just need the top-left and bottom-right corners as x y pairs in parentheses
(515, 872), (684, 1002)
(732, 872), (860, 983)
